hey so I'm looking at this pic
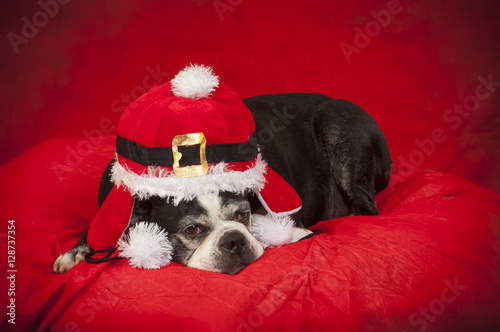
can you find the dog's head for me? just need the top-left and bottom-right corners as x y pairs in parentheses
(131, 192), (264, 274)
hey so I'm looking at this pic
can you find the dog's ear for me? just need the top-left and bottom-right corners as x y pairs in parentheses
(137, 196), (190, 234)
(247, 192), (263, 213)
(130, 198), (153, 226)
(97, 159), (115, 208)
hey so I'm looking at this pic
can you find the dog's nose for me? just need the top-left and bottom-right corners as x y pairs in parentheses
(220, 231), (247, 255)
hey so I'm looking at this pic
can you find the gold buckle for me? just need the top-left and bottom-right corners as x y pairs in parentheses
(172, 132), (208, 178)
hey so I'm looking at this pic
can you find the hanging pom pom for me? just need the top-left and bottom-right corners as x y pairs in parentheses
(117, 222), (173, 269)
(171, 64), (219, 100)
(251, 214), (295, 248)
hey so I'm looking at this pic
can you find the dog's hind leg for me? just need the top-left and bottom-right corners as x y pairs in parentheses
(314, 100), (390, 217)
(53, 228), (91, 274)
(330, 147), (380, 216)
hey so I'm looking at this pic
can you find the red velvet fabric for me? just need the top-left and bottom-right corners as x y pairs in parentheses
(1, 136), (499, 331)
(258, 166), (302, 215)
(87, 186), (134, 250)
(118, 82), (256, 147)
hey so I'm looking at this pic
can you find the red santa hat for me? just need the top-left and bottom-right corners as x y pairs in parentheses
(85, 64), (302, 269)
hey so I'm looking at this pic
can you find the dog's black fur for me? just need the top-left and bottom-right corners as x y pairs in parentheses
(54, 93), (391, 273)
(245, 93), (391, 227)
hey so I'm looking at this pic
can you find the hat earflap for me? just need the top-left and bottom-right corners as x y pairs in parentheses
(251, 214), (296, 248)
(117, 222), (173, 269)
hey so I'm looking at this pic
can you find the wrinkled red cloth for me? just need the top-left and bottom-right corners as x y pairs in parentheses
(0, 136), (499, 331)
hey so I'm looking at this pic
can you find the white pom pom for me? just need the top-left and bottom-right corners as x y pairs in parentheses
(117, 222), (173, 269)
(251, 214), (295, 248)
(171, 64), (219, 100)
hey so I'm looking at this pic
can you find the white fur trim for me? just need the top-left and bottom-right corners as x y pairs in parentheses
(111, 155), (267, 205)
(171, 64), (219, 100)
(251, 214), (295, 248)
(117, 222), (173, 269)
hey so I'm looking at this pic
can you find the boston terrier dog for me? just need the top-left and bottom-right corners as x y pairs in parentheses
(53, 93), (391, 274)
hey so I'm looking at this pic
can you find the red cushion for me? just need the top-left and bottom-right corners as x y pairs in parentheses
(1, 136), (499, 331)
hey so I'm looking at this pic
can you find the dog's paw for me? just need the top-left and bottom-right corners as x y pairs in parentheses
(291, 228), (313, 243)
(53, 249), (87, 274)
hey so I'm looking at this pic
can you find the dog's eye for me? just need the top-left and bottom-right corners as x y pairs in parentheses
(236, 211), (249, 221)
(184, 225), (204, 235)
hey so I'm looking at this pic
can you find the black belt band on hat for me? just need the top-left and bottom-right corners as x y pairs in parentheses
(116, 134), (258, 167)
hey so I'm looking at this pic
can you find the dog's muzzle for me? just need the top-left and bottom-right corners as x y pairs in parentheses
(219, 231), (248, 255)
(217, 230), (262, 274)
(187, 223), (264, 274)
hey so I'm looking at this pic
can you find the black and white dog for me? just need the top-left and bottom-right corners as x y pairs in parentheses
(53, 93), (391, 274)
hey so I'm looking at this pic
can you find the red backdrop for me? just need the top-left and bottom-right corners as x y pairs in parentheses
(1, 0), (500, 192)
